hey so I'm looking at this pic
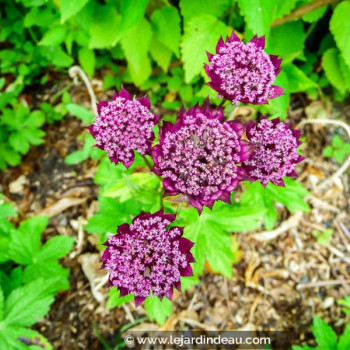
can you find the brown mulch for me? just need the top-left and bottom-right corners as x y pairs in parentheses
(1, 80), (349, 349)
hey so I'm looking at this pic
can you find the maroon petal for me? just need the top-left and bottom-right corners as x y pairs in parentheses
(117, 85), (131, 100)
(178, 238), (195, 253)
(216, 36), (225, 53)
(180, 264), (193, 277)
(138, 96), (151, 109)
(270, 85), (284, 99)
(134, 296), (146, 308)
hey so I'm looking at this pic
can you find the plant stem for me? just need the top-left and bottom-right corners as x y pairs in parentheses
(141, 155), (153, 171)
(272, 0), (338, 27)
(219, 99), (226, 108)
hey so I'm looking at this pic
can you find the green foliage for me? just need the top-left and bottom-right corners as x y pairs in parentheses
(144, 296), (172, 325)
(181, 15), (226, 83)
(178, 201), (264, 277)
(322, 135), (350, 163)
(338, 297), (350, 316)
(312, 228), (333, 246)
(8, 216), (74, 291)
(0, 196), (73, 349)
(240, 178), (309, 230)
(292, 316), (349, 350)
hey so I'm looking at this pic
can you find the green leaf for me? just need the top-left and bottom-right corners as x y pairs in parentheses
(274, 0), (297, 19)
(330, 1), (350, 68)
(107, 288), (133, 309)
(332, 135), (344, 148)
(44, 45), (73, 67)
(60, 0), (88, 23)
(302, 5), (328, 23)
(149, 38), (173, 72)
(311, 316), (337, 350)
(151, 6), (181, 57)
(119, 0), (149, 38)
(179, 202), (256, 278)
(268, 22), (305, 63)
(144, 296), (172, 325)
(9, 217), (49, 265)
(36, 236), (74, 261)
(88, 4), (121, 49)
(238, 0), (275, 36)
(180, 0), (231, 24)
(3, 278), (55, 327)
(84, 197), (140, 241)
(0, 287), (4, 321)
(284, 64), (318, 93)
(66, 103), (94, 124)
(78, 47), (95, 77)
(323, 48), (347, 95)
(121, 18), (152, 86)
(338, 323), (350, 350)
(322, 145), (333, 158)
(181, 15), (226, 83)
(39, 26), (67, 46)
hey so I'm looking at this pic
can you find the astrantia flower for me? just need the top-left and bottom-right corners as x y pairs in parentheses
(88, 87), (159, 168)
(152, 100), (251, 213)
(242, 118), (304, 187)
(102, 211), (195, 307)
(205, 32), (283, 105)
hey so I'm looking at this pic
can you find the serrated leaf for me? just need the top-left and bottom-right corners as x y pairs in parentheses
(330, 1), (350, 68)
(149, 38), (173, 72)
(88, 4), (121, 49)
(107, 288), (133, 309)
(121, 18), (152, 86)
(284, 64), (318, 93)
(151, 6), (181, 56)
(311, 316), (337, 350)
(238, 0), (275, 36)
(181, 15), (226, 83)
(274, 0), (297, 19)
(180, 0), (231, 24)
(302, 4), (328, 23)
(84, 197), (140, 240)
(179, 203), (255, 278)
(60, 0), (88, 23)
(3, 278), (55, 327)
(268, 21), (305, 63)
(39, 26), (67, 46)
(9, 217), (49, 265)
(36, 236), (74, 261)
(322, 48), (347, 95)
(119, 0), (149, 38)
(144, 296), (172, 325)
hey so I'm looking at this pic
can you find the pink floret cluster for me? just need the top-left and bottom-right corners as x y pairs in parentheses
(243, 118), (304, 187)
(101, 211), (195, 307)
(205, 32), (283, 104)
(88, 87), (158, 168)
(152, 100), (251, 213)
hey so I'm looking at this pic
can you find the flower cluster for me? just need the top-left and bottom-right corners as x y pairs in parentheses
(205, 32), (283, 104)
(88, 87), (158, 168)
(101, 211), (194, 307)
(152, 100), (250, 212)
(242, 118), (304, 187)
(97, 32), (304, 306)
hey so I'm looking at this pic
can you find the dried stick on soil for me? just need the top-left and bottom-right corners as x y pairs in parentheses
(69, 65), (98, 116)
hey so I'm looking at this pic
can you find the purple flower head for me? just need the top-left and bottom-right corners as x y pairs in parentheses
(101, 210), (195, 307)
(88, 87), (159, 168)
(242, 118), (304, 187)
(205, 32), (283, 105)
(152, 99), (251, 213)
